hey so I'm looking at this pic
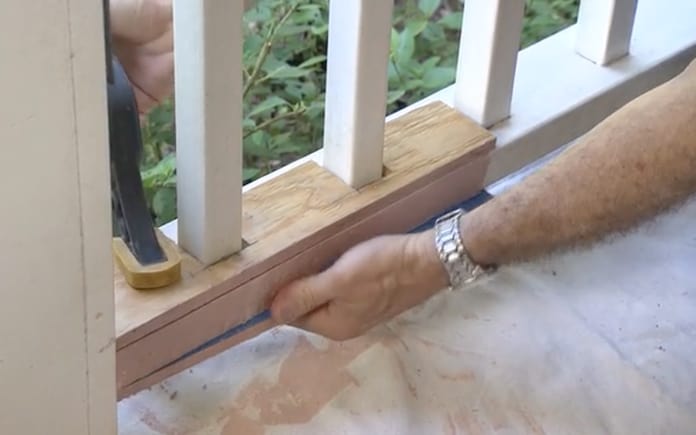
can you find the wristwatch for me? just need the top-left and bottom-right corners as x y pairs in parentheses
(434, 208), (495, 289)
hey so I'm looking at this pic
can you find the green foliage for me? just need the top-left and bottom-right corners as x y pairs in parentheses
(522, 0), (579, 47)
(241, 1), (328, 180)
(141, 153), (176, 225)
(140, 0), (578, 225)
(387, 0), (463, 110)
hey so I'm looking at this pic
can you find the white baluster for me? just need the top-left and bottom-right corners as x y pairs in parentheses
(173, 0), (244, 265)
(453, 0), (525, 127)
(575, 0), (638, 65)
(322, 0), (393, 189)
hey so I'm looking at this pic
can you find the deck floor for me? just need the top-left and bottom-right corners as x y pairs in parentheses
(118, 192), (696, 434)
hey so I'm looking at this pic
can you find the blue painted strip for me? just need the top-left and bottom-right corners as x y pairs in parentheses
(162, 309), (272, 370)
(409, 190), (493, 233)
(140, 189), (494, 381)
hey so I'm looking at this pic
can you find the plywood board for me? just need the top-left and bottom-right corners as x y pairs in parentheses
(115, 102), (495, 397)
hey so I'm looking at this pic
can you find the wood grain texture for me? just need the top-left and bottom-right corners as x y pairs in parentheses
(115, 102), (494, 397)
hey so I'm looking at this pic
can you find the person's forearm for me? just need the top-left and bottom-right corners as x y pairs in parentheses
(460, 58), (696, 266)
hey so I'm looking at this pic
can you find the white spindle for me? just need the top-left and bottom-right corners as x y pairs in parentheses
(575, 0), (638, 65)
(453, 0), (525, 127)
(322, 0), (393, 189)
(173, 0), (244, 265)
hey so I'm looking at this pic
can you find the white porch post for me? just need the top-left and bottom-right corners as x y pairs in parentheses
(0, 0), (115, 434)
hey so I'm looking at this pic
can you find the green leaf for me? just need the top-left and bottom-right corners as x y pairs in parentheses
(152, 187), (177, 225)
(283, 82), (305, 101)
(422, 20), (446, 41)
(422, 56), (441, 71)
(269, 131), (293, 147)
(310, 23), (328, 35)
(403, 78), (424, 91)
(243, 34), (265, 61)
(438, 11), (462, 30)
(141, 153), (176, 190)
(387, 89), (405, 104)
(243, 167), (261, 182)
(277, 24), (313, 37)
(305, 100), (324, 119)
(298, 55), (326, 69)
(300, 80), (319, 99)
(163, 174), (177, 188)
(422, 66), (455, 89)
(390, 27), (400, 53)
(418, 0), (440, 18)
(396, 28), (415, 67)
(405, 18), (428, 36)
(248, 95), (289, 117)
(260, 54), (286, 74)
(244, 131), (274, 158)
(264, 64), (310, 80)
(273, 142), (304, 154)
(387, 61), (398, 85)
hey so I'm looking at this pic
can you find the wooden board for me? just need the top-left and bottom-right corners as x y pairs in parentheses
(115, 102), (495, 397)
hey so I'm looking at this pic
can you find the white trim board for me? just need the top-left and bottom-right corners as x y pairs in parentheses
(0, 0), (116, 433)
(162, 0), (696, 241)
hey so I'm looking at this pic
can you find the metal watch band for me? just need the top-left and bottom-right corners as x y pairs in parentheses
(434, 208), (493, 289)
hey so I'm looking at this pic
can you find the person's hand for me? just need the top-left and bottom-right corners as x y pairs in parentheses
(269, 230), (450, 340)
(110, 0), (173, 114)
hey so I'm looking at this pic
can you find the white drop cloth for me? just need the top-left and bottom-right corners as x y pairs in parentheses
(118, 197), (696, 434)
